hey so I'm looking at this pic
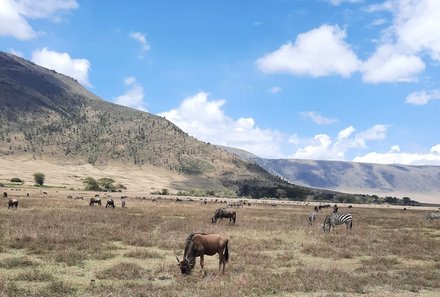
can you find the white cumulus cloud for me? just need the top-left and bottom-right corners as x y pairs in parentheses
(159, 92), (284, 158)
(31, 48), (91, 86)
(354, 144), (440, 165)
(405, 89), (440, 105)
(0, 0), (78, 40)
(256, 25), (361, 78)
(361, 44), (425, 83)
(291, 124), (388, 160)
(362, 0), (440, 83)
(115, 77), (147, 111)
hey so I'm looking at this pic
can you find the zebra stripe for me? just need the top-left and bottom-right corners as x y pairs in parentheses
(322, 213), (352, 233)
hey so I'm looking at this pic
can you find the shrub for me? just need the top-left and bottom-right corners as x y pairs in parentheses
(83, 177), (100, 191)
(33, 172), (45, 186)
(98, 178), (116, 192)
(10, 177), (23, 183)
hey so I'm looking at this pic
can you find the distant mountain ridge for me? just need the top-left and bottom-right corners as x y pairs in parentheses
(0, 52), (314, 198)
(223, 146), (440, 203)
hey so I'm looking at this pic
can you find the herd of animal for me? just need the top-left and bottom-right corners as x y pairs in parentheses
(2, 189), (440, 277)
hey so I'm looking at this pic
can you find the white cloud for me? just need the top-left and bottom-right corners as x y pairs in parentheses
(31, 48), (91, 86)
(405, 89), (440, 105)
(389, 145), (401, 153)
(115, 76), (147, 111)
(129, 31), (150, 51)
(362, 44), (425, 83)
(291, 124), (388, 160)
(328, 0), (363, 5)
(159, 92), (284, 158)
(268, 86), (281, 94)
(354, 144), (440, 165)
(0, 0), (78, 40)
(392, 0), (440, 62)
(256, 25), (361, 78)
(362, 0), (440, 83)
(338, 126), (355, 140)
(301, 111), (338, 125)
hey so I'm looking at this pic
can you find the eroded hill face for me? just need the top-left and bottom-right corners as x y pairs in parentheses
(0, 52), (311, 197)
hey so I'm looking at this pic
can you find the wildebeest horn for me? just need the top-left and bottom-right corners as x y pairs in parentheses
(176, 256), (180, 263)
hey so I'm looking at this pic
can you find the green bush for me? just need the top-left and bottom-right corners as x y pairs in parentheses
(83, 177), (100, 191)
(33, 172), (45, 186)
(10, 177), (23, 183)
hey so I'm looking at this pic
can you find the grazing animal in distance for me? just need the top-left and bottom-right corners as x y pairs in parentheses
(211, 208), (236, 224)
(105, 199), (115, 209)
(121, 196), (127, 208)
(424, 212), (440, 221)
(308, 211), (317, 226)
(8, 199), (18, 209)
(176, 198), (183, 203)
(89, 197), (101, 206)
(176, 233), (229, 276)
(321, 213), (353, 234)
(333, 204), (338, 213)
(3, 192), (8, 198)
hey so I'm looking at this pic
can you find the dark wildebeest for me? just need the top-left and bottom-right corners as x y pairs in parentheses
(3, 192), (7, 198)
(176, 233), (229, 276)
(333, 204), (339, 213)
(89, 197), (101, 206)
(211, 208), (236, 224)
(8, 199), (18, 209)
(105, 198), (115, 209)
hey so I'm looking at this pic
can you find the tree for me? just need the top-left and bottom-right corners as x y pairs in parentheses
(33, 172), (45, 186)
(83, 177), (100, 191)
(98, 178), (116, 192)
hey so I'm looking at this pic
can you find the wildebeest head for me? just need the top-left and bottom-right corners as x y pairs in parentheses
(211, 217), (217, 224)
(176, 257), (191, 275)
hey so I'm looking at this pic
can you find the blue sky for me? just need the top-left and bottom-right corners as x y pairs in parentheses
(1, 0), (440, 165)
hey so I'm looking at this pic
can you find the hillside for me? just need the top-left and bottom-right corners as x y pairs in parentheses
(0, 52), (314, 198)
(224, 147), (440, 203)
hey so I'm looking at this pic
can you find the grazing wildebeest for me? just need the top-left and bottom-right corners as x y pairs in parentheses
(3, 192), (7, 198)
(42, 192), (47, 195)
(8, 199), (18, 209)
(424, 212), (440, 221)
(176, 198), (183, 203)
(211, 208), (236, 224)
(333, 204), (339, 213)
(176, 233), (229, 276)
(105, 198), (115, 209)
(89, 197), (101, 206)
(321, 213), (353, 234)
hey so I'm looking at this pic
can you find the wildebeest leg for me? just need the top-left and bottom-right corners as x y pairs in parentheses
(200, 254), (205, 277)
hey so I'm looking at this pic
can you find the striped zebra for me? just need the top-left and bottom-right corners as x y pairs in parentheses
(424, 212), (440, 221)
(308, 211), (317, 226)
(321, 213), (352, 233)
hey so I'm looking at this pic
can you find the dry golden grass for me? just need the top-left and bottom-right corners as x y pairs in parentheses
(0, 189), (439, 297)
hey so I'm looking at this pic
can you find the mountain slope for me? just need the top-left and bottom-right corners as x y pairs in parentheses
(224, 147), (440, 203)
(0, 52), (313, 198)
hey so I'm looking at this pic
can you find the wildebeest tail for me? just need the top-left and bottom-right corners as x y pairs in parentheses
(224, 241), (229, 262)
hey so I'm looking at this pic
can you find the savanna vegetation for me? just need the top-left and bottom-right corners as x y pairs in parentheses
(0, 190), (439, 297)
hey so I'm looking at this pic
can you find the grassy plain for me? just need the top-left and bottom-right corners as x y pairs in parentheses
(0, 188), (439, 297)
